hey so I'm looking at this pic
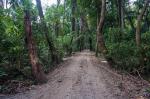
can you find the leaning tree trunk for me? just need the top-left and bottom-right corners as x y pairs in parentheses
(136, 0), (149, 47)
(24, 10), (47, 83)
(36, 0), (59, 64)
(97, 0), (107, 54)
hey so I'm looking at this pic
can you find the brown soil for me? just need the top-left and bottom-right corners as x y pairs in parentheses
(0, 51), (149, 99)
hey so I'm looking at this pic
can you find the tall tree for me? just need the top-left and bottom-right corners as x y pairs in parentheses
(80, 12), (92, 50)
(136, 0), (149, 47)
(24, 10), (47, 83)
(95, 1), (101, 56)
(96, 0), (107, 54)
(57, 0), (60, 7)
(55, 0), (61, 37)
(36, 0), (59, 64)
(118, 0), (124, 31)
(63, 0), (66, 30)
(71, 0), (77, 32)
(69, 0), (77, 54)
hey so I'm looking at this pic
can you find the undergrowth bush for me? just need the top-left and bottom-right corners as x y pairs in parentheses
(106, 28), (150, 76)
(106, 41), (139, 72)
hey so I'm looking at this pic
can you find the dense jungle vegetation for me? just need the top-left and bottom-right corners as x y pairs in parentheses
(0, 0), (150, 94)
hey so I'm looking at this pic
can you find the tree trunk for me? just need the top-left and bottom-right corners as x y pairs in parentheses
(96, 7), (101, 56)
(36, 0), (59, 64)
(135, 0), (149, 68)
(24, 10), (47, 83)
(97, 0), (107, 54)
(120, 0), (124, 31)
(80, 15), (85, 49)
(116, 0), (124, 31)
(57, 0), (60, 7)
(69, 0), (77, 54)
(71, 0), (76, 32)
(80, 13), (91, 50)
(55, 22), (59, 37)
(76, 19), (81, 51)
(55, 0), (60, 37)
(136, 0), (149, 47)
(63, 0), (66, 31)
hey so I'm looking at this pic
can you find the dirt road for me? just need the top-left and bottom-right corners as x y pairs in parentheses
(1, 51), (148, 99)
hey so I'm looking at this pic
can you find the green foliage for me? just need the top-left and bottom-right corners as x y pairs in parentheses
(107, 41), (139, 72)
(106, 28), (150, 75)
(56, 34), (73, 56)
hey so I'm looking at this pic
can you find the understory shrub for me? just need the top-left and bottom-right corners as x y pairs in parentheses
(106, 29), (150, 76)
